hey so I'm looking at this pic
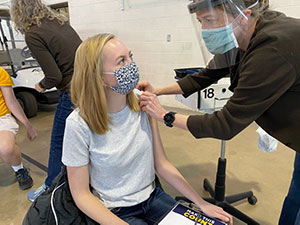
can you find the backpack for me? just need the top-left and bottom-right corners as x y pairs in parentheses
(22, 166), (98, 225)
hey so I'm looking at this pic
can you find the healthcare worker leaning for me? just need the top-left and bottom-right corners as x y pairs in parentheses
(138, 0), (300, 224)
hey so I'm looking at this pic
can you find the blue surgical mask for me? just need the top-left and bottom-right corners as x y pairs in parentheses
(202, 23), (239, 54)
(104, 61), (140, 95)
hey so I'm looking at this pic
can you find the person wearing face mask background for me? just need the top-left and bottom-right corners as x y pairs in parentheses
(61, 33), (233, 225)
(137, 0), (300, 224)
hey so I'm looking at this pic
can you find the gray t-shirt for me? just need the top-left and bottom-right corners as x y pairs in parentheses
(62, 106), (155, 208)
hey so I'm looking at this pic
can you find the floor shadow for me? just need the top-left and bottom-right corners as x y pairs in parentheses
(0, 163), (16, 187)
(161, 162), (260, 198)
(159, 162), (267, 225)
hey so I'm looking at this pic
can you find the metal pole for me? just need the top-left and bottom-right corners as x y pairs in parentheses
(120, 0), (125, 11)
(6, 19), (16, 49)
(220, 140), (226, 159)
(0, 19), (17, 77)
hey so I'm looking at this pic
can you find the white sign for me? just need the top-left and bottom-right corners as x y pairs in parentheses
(175, 77), (233, 113)
(158, 203), (227, 225)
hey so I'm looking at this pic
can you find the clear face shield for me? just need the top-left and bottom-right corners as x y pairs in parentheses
(188, 0), (259, 70)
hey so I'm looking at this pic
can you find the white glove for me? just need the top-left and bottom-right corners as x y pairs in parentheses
(256, 127), (278, 153)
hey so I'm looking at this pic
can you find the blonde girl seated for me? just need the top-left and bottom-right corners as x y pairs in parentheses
(62, 33), (232, 225)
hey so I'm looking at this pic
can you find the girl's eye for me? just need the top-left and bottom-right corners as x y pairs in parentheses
(118, 57), (125, 65)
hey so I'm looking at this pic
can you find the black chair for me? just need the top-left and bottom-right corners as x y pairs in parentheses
(175, 140), (260, 225)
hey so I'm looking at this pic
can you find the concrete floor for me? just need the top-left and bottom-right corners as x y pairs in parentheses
(0, 104), (295, 225)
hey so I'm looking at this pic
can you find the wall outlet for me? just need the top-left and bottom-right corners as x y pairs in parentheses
(167, 34), (171, 42)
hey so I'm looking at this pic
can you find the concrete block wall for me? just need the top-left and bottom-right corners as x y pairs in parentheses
(272, 0), (300, 18)
(68, 0), (300, 109)
(68, 0), (205, 108)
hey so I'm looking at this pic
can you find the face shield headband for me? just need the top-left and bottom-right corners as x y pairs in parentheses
(188, 0), (259, 15)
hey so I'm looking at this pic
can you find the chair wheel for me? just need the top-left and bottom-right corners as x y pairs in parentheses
(248, 195), (257, 205)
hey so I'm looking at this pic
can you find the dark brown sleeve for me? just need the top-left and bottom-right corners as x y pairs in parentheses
(177, 67), (229, 98)
(187, 46), (297, 139)
(25, 32), (62, 89)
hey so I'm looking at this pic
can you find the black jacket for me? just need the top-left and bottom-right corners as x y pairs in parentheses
(22, 166), (98, 225)
(178, 11), (300, 153)
(25, 19), (82, 93)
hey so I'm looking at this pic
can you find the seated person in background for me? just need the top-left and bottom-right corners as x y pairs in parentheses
(0, 67), (36, 190)
(62, 33), (233, 225)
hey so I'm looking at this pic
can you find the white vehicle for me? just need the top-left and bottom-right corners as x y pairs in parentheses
(0, 6), (58, 118)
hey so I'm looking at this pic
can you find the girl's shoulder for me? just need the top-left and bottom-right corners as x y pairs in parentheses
(67, 108), (90, 130)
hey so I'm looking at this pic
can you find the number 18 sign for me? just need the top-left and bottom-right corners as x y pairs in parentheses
(175, 77), (233, 114)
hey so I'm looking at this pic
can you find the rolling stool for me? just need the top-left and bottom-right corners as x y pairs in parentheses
(176, 140), (259, 225)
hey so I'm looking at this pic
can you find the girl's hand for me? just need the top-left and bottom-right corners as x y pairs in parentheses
(199, 201), (233, 225)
